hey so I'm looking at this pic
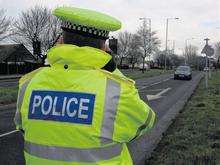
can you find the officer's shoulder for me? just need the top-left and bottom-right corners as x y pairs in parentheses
(19, 67), (44, 85)
(98, 69), (135, 86)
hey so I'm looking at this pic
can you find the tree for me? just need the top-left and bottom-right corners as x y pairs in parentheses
(116, 32), (143, 69)
(169, 54), (185, 67)
(127, 34), (142, 69)
(41, 15), (61, 52)
(137, 25), (161, 72)
(117, 31), (132, 66)
(0, 9), (11, 41)
(12, 6), (61, 60)
(154, 51), (171, 69)
(154, 51), (165, 68)
(183, 44), (198, 68)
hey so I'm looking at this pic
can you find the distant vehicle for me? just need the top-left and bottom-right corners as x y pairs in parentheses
(118, 64), (129, 69)
(174, 66), (192, 80)
(138, 63), (150, 71)
(203, 67), (209, 71)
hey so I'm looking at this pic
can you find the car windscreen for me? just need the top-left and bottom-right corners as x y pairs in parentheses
(176, 66), (190, 71)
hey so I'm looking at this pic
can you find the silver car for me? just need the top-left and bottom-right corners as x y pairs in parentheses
(174, 66), (192, 80)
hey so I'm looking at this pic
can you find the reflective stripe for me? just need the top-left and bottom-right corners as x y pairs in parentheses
(24, 141), (122, 162)
(101, 78), (121, 145)
(14, 79), (31, 128)
(131, 109), (153, 140)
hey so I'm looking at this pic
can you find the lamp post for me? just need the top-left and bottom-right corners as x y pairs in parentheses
(139, 17), (151, 73)
(165, 17), (179, 70)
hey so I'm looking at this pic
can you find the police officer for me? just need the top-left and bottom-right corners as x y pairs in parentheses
(14, 6), (156, 165)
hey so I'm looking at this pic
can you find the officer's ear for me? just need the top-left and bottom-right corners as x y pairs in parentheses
(101, 40), (110, 52)
(56, 36), (64, 45)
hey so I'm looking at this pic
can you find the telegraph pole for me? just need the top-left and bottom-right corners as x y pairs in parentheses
(203, 38), (210, 88)
(165, 19), (169, 70)
(148, 19), (152, 62)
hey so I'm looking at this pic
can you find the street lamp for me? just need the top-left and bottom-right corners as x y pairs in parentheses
(165, 17), (179, 70)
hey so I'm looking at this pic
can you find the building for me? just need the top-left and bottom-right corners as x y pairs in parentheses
(0, 44), (41, 74)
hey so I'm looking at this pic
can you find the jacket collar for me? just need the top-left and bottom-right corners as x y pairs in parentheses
(47, 44), (111, 69)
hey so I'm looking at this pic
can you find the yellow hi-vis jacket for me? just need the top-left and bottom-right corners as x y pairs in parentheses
(14, 44), (156, 165)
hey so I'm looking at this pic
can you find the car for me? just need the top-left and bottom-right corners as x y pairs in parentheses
(118, 64), (129, 69)
(203, 67), (209, 71)
(174, 66), (192, 80)
(138, 63), (150, 71)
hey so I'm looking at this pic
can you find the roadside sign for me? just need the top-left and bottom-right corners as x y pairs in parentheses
(201, 45), (214, 56)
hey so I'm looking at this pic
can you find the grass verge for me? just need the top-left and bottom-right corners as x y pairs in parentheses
(0, 87), (18, 105)
(121, 69), (173, 80)
(147, 71), (220, 165)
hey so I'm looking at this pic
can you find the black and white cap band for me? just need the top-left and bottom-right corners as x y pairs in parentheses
(61, 21), (109, 39)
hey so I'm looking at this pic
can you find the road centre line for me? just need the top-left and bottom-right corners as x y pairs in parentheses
(163, 78), (172, 82)
(0, 130), (19, 138)
(146, 89), (166, 92)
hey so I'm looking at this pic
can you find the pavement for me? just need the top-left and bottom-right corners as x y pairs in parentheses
(0, 72), (203, 165)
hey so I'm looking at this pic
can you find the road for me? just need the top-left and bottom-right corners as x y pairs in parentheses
(0, 72), (202, 165)
(0, 78), (19, 87)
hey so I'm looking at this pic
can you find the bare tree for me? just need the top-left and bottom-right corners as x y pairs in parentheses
(137, 25), (161, 72)
(214, 42), (220, 66)
(154, 51), (169, 68)
(183, 44), (198, 68)
(12, 6), (61, 60)
(41, 15), (61, 52)
(12, 6), (50, 48)
(127, 34), (142, 69)
(117, 31), (133, 66)
(0, 9), (11, 41)
(169, 54), (185, 67)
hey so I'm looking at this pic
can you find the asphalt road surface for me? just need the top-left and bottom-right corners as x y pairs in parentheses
(0, 78), (19, 87)
(0, 72), (201, 165)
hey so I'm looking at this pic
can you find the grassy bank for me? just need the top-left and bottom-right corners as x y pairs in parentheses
(0, 87), (18, 105)
(121, 69), (173, 80)
(147, 71), (220, 165)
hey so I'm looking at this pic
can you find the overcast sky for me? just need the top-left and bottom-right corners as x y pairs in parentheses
(1, 0), (220, 54)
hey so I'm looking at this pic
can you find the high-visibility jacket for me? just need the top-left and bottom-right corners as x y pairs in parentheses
(14, 44), (156, 165)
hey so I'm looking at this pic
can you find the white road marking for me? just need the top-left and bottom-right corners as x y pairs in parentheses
(0, 130), (19, 138)
(147, 87), (171, 101)
(146, 89), (165, 92)
(156, 87), (171, 96)
(163, 78), (172, 82)
(139, 77), (172, 90)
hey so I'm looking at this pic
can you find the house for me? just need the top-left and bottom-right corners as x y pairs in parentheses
(0, 44), (41, 74)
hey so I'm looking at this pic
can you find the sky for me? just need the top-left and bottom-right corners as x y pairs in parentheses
(1, 0), (220, 54)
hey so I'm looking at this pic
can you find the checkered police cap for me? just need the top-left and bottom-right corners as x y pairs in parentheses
(61, 21), (109, 39)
